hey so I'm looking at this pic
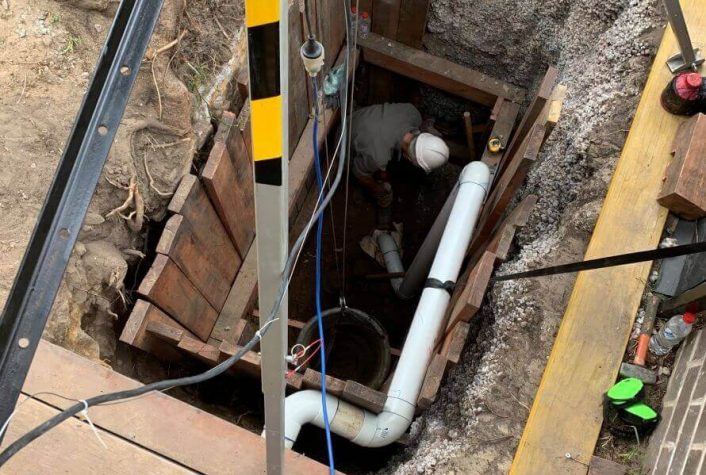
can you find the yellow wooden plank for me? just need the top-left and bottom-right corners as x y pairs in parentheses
(511, 4), (706, 473)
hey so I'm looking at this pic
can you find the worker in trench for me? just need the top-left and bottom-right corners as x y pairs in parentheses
(350, 103), (450, 227)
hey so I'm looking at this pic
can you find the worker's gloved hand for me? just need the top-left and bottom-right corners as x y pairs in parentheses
(373, 182), (393, 208)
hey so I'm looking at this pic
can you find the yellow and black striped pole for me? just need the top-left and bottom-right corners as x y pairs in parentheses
(245, 0), (288, 472)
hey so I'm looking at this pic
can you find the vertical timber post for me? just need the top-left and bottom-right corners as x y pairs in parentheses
(244, 0), (289, 473)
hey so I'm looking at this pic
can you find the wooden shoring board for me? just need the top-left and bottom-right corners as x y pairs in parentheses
(211, 109), (341, 344)
(443, 251), (497, 341)
(289, 1), (310, 153)
(157, 214), (237, 311)
(486, 194), (538, 261)
(202, 113), (255, 259)
(301, 368), (387, 414)
(358, 32), (526, 106)
(481, 100), (521, 168)
(397, 0), (430, 48)
(469, 124), (545, 257)
(120, 299), (195, 361)
(14, 340), (331, 474)
(137, 254), (218, 341)
(510, 4), (706, 471)
(369, 0), (400, 104)
(495, 66), (558, 181)
(315, 0), (346, 71)
(168, 173), (242, 273)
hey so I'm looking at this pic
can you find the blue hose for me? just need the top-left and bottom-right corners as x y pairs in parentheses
(312, 79), (335, 474)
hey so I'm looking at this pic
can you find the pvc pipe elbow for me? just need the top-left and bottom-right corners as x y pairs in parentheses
(352, 406), (413, 448)
(282, 390), (339, 448)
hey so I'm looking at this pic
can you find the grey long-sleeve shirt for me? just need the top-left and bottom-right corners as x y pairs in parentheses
(350, 103), (422, 178)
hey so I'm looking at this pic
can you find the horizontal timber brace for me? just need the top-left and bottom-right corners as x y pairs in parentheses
(357, 32), (526, 106)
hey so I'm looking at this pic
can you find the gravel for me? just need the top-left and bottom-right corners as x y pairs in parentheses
(386, 1), (665, 473)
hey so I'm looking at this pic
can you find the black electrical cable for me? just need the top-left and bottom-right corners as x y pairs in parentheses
(0, 0), (352, 466)
(304, 0), (315, 39)
(491, 240), (706, 283)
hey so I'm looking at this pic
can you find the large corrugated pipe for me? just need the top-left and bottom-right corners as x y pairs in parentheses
(283, 161), (490, 448)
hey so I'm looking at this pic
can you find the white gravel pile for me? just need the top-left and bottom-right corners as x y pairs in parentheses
(387, 1), (664, 473)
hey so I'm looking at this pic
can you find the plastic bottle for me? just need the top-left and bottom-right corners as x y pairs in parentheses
(359, 11), (370, 39)
(661, 72), (703, 116)
(350, 6), (358, 38)
(649, 312), (696, 356)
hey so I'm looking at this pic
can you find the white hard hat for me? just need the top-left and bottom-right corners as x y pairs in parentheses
(411, 133), (449, 173)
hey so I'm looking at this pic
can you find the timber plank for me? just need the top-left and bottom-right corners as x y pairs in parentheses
(542, 84), (568, 142)
(358, 32), (526, 106)
(202, 141), (255, 259)
(20, 340), (331, 474)
(138, 254), (218, 341)
(510, 5), (705, 472)
(417, 353), (448, 410)
(481, 100), (521, 168)
(168, 174), (241, 266)
(469, 124), (545, 257)
(302, 368), (347, 396)
(496, 66), (557, 181)
(289, 1), (310, 153)
(317, 0), (346, 70)
(485, 194), (538, 261)
(213, 110), (341, 344)
(657, 113), (706, 219)
(157, 213), (238, 310)
(120, 299), (193, 360)
(342, 380), (386, 413)
(447, 251), (496, 329)
(146, 320), (185, 346)
(397, 0), (430, 48)
(212, 249), (259, 343)
(2, 398), (194, 474)
(218, 340), (263, 377)
(369, 0), (400, 104)
(442, 321), (471, 365)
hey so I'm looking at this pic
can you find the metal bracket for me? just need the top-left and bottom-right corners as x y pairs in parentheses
(663, 0), (705, 73)
(0, 0), (165, 432)
(666, 49), (705, 74)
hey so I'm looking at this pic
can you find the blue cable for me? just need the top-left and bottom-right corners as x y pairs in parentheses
(312, 79), (335, 474)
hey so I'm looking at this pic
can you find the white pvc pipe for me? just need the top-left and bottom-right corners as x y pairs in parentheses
(377, 232), (405, 295)
(282, 162), (490, 448)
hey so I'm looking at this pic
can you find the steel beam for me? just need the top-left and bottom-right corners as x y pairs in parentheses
(0, 0), (165, 432)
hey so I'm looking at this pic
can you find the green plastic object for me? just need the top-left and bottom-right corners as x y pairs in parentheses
(606, 378), (644, 405)
(324, 64), (345, 96)
(624, 403), (659, 422)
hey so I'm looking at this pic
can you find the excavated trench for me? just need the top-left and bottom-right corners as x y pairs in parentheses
(12, 0), (664, 472)
(101, 52), (496, 472)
